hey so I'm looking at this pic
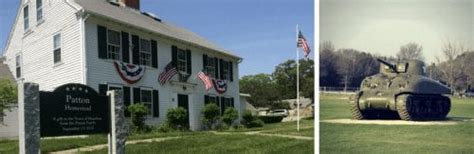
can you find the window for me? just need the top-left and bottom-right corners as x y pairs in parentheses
(36, 0), (43, 22)
(177, 49), (187, 73)
(24, 6), (29, 31)
(16, 55), (22, 78)
(141, 89), (153, 116)
(139, 39), (151, 66)
(205, 57), (217, 78)
(53, 34), (61, 63)
(222, 61), (230, 80)
(220, 97), (234, 114)
(108, 85), (122, 91)
(205, 95), (219, 104)
(107, 30), (121, 60)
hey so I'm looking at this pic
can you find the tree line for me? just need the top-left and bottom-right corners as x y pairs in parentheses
(320, 40), (474, 95)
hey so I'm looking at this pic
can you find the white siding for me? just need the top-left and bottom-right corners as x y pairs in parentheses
(3, 0), (83, 91)
(85, 17), (240, 130)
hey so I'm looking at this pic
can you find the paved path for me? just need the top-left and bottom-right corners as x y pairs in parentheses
(51, 136), (181, 154)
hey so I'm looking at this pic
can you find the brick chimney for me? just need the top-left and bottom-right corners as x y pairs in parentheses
(119, 0), (140, 10)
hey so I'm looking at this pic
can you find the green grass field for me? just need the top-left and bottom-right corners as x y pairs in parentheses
(0, 119), (314, 153)
(320, 93), (474, 153)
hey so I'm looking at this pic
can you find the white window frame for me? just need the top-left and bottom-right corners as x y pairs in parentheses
(206, 57), (217, 78)
(177, 48), (187, 73)
(222, 61), (230, 80)
(139, 39), (152, 66)
(107, 29), (121, 61)
(53, 33), (61, 64)
(16, 54), (22, 78)
(23, 5), (30, 32)
(140, 88), (153, 117)
(36, 0), (43, 22)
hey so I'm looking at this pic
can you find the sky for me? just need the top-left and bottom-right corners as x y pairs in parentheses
(0, 0), (314, 78)
(321, 0), (473, 63)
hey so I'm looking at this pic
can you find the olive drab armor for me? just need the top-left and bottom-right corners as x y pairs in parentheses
(350, 58), (452, 120)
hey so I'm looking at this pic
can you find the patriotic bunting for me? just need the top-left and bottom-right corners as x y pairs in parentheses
(113, 61), (145, 84)
(212, 79), (227, 94)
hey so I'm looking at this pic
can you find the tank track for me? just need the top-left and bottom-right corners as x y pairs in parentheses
(396, 94), (450, 120)
(350, 93), (399, 120)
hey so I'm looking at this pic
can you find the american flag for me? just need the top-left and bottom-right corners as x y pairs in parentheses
(158, 62), (178, 85)
(197, 71), (213, 91)
(297, 30), (311, 58)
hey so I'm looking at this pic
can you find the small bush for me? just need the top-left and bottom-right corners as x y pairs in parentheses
(201, 103), (220, 130)
(258, 115), (284, 123)
(155, 122), (172, 133)
(127, 103), (150, 133)
(241, 110), (263, 128)
(166, 107), (188, 131)
(222, 107), (238, 127)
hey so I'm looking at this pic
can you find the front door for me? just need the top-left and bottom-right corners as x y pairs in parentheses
(177, 94), (189, 128)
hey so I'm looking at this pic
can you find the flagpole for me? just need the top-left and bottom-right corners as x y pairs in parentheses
(296, 24), (300, 132)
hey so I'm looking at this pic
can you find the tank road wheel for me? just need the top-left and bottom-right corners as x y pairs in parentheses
(396, 95), (413, 120)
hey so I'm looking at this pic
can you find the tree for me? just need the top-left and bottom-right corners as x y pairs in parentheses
(335, 49), (378, 90)
(272, 59), (314, 101)
(239, 74), (279, 107)
(0, 78), (17, 117)
(320, 41), (340, 87)
(397, 43), (424, 61)
(436, 40), (468, 92)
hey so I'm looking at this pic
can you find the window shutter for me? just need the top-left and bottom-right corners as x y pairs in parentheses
(151, 40), (158, 68)
(171, 46), (177, 67)
(186, 49), (192, 74)
(121, 31), (130, 63)
(220, 97), (225, 115)
(98, 84), (108, 95)
(152, 90), (159, 117)
(97, 25), (107, 59)
(229, 61), (233, 81)
(123, 86), (131, 117)
(219, 59), (224, 80)
(133, 87), (141, 104)
(132, 35), (140, 65)
(214, 58), (219, 78)
(203, 54), (208, 72)
(204, 95), (209, 104)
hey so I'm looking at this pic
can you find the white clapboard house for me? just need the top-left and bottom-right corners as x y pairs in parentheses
(2, 0), (242, 131)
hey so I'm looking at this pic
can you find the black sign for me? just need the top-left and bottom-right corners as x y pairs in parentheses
(40, 84), (110, 137)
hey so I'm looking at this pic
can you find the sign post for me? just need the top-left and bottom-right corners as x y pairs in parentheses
(18, 82), (40, 154)
(107, 90), (127, 154)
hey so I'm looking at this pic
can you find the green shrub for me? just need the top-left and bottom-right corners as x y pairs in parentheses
(258, 115), (284, 123)
(166, 107), (188, 130)
(155, 122), (172, 133)
(0, 78), (17, 113)
(222, 107), (238, 127)
(127, 103), (150, 133)
(241, 110), (263, 128)
(201, 103), (220, 130)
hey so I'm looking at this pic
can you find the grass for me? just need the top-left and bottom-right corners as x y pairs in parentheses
(83, 133), (313, 154)
(320, 94), (474, 153)
(0, 119), (314, 153)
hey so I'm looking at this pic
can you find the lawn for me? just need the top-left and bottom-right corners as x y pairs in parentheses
(0, 119), (314, 153)
(320, 93), (474, 153)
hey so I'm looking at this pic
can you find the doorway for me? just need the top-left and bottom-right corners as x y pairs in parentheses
(177, 94), (189, 128)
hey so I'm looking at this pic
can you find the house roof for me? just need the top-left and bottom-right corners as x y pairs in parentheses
(74, 0), (241, 60)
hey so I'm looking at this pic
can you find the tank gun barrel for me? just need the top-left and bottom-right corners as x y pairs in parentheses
(377, 58), (396, 72)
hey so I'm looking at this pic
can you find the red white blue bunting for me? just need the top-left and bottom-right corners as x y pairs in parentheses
(113, 61), (145, 84)
(212, 79), (227, 94)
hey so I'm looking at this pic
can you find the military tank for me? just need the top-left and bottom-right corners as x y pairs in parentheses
(350, 58), (452, 121)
